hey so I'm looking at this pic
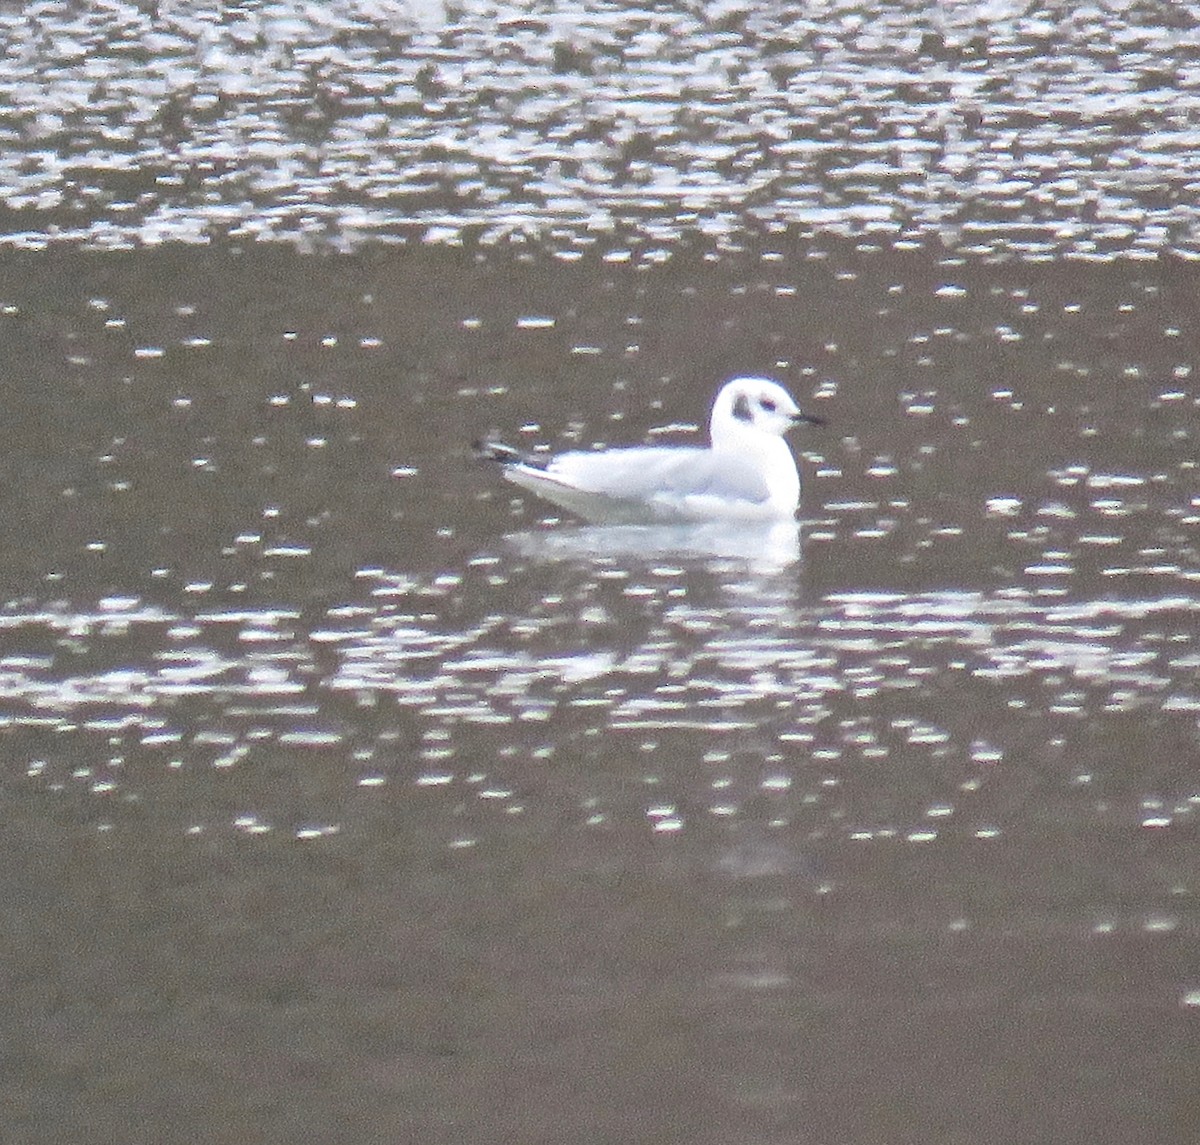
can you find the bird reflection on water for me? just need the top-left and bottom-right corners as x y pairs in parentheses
(502, 519), (803, 576)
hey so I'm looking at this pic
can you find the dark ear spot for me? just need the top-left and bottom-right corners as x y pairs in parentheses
(732, 392), (753, 422)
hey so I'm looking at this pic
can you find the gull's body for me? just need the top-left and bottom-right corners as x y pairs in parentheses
(475, 377), (822, 525)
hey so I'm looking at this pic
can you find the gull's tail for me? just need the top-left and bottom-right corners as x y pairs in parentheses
(472, 438), (550, 469)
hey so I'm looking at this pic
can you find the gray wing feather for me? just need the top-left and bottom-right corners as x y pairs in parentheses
(548, 447), (770, 504)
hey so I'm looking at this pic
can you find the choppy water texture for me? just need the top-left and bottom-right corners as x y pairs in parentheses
(2, 243), (1198, 1143)
(2, 2), (1200, 1142)
(4, 0), (1200, 258)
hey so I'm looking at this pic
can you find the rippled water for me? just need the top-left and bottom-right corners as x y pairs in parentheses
(5, 1), (1200, 1135)
(4, 0), (1200, 258)
(2, 242), (1197, 1140)
(10, 577), (1198, 841)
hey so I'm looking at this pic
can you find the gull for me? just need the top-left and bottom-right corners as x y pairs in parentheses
(474, 376), (823, 524)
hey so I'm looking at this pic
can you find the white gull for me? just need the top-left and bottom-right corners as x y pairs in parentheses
(475, 376), (823, 525)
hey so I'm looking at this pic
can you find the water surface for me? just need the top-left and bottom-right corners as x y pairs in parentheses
(3, 1), (1200, 1138)
(3, 0), (1200, 259)
(2, 243), (1197, 1142)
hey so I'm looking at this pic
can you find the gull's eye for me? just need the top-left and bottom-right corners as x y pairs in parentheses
(759, 397), (777, 412)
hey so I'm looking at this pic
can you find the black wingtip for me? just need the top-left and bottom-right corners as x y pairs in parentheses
(473, 438), (547, 468)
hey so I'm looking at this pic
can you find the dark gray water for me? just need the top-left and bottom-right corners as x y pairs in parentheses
(4, 243), (1198, 1144)
(3, 3), (1200, 1143)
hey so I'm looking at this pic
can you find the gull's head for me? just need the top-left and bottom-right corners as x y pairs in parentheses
(709, 376), (821, 447)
